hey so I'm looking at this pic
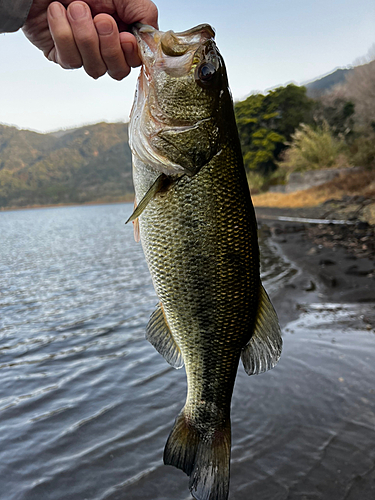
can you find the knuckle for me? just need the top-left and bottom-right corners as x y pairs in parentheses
(67, 61), (82, 69)
(149, 3), (158, 21)
(109, 68), (130, 81)
(57, 53), (82, 69)
(87, 67), (106, 79)
(75, 34), (97, 49)
(142, 3), (158, 25)
(54, 30), (75, 47)
(101, 47), (120, 60)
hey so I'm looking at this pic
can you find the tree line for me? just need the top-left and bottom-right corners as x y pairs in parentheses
(1, 57), (374, 208)
(234, 57), (375, 192)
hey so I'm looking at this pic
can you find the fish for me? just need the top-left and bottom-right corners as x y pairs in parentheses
(127, 23), (282, 500)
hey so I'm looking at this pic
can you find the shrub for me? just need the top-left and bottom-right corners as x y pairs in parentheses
(278, 124), (347, 172)
(349, 130), (375, 169)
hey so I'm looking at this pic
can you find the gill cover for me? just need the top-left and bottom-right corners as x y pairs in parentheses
(129, 24), (226, 179)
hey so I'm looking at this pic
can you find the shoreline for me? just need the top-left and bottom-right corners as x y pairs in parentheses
(255, 206), (375, 330)
(0, 197), (134, 212)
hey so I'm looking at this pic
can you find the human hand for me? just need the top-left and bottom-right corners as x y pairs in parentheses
(22, 0), (158, 80)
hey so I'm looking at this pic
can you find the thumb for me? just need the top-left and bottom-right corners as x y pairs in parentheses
(113, 0), (158, 29)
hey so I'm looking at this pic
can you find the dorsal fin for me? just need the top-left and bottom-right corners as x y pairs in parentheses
(147, 303), (184, 369)
(241, 285), (282, 375)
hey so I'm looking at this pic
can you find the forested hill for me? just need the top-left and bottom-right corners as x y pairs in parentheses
(0, 122), (133, 209)
(305, 67), (352, 96)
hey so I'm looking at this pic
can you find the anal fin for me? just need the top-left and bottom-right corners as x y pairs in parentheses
(147, 303), (184, 369)
(241, 285), (282, 375)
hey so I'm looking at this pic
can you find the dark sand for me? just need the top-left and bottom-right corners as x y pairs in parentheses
(255, 206), (375, 328)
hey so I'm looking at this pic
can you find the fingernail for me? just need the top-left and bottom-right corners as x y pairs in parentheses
(69, 3), (88, 20)
(96, 19), (113, 36)
(49, 2), (65, 19)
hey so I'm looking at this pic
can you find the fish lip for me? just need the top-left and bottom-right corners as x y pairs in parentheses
(131, 23), (158, 43)
(132, 23), (163, 56)
(132, 23), (216, 62)
(173, 24), (215, 39)
(132, 22), (215, 40)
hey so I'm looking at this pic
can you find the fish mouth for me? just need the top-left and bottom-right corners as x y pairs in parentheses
(132, 23), (215, 66)
(131, 23), (217, 126)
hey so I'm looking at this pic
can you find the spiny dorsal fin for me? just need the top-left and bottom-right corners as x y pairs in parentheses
(125, 174), (166, 224)
(146, 303), (184, 369)
(241, 285), (282, 375)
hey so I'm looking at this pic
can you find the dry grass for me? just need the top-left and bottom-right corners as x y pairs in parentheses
(252, 170), (375, 208)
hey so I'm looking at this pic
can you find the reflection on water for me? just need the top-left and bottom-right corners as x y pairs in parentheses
(1, 204), (375, 500)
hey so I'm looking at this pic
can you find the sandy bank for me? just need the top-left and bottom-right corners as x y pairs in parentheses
(255, 206), (375, 330)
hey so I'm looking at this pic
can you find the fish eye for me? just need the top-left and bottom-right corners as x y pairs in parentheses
(197, 62), (216, 82)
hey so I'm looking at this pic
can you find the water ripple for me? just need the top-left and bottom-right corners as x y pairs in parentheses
(1, 204), (375, 500)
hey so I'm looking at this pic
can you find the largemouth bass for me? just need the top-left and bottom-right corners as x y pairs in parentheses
(127, 23), (282, 500)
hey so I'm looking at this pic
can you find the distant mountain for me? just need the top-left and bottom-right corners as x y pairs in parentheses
(305, 67), (353, 97)
(0, 122), (134, 209)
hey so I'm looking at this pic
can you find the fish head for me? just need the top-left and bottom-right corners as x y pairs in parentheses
(130, 24), (231, 177)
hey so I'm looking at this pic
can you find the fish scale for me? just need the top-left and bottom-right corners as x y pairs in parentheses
(128, 23), (282, 500)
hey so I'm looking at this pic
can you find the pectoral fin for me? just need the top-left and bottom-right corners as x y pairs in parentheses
(147, 303), (184, 369)
(241, 285), (282, 375)
(125, 174), (167, 224)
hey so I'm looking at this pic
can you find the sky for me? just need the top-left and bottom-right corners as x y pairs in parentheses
(1, 0), (374, 133)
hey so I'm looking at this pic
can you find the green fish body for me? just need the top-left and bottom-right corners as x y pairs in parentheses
(128, 24), (282, 500)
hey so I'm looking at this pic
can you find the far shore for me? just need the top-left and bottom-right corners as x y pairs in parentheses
(0, 196), (135, 213)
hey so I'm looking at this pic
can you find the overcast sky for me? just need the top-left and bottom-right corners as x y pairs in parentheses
(1, 0), (374, 133)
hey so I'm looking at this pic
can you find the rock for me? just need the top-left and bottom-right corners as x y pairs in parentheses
(319, 271), (337, 287)
(304, 280), (316, 292)
(356, 221), (370, 230)
(319, 259), (336, 266)
(307, 247), (318, 255)
(361, 204), (375, 226)
(345, 265), (374, 276)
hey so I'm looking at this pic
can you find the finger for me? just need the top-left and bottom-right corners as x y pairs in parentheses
(47, 2), (82, 68)
(67, 1), (107, 79)
(138, 1), (159, 29)
(94, 14), (130, 80)
(114, 0), (159, 29)
(119, 32), (141, 68)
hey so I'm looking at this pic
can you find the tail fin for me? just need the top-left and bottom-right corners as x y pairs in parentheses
(164, 411), (231, 500)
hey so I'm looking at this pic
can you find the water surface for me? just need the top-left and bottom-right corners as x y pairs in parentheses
(1, 204), (374, 500)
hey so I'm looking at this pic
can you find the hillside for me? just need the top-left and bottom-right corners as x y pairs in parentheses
(305, 67), (352, 96)
(0, 122), (134, 209)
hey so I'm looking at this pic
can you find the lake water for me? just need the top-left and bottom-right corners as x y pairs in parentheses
(1, 204), (375, 500)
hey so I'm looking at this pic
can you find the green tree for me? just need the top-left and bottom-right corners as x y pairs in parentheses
(263, 84), (313, 141)
(234, 84), (313, 176)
